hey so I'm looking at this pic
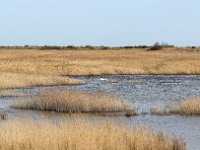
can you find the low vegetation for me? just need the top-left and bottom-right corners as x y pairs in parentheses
(0, 118), (186, 150)
(0, 47), (199, 89)
(170, 97), (200, 116)
(0, 73), (83, 89)
(148, 42), (175, 51)
(0, 90), (25, 97)
(0, 45), (150, 50)
(0, 48), (199, 77)
(12, 90), (136, 115)
(149, 42), (163, 51)
(150, 97), (200, 116)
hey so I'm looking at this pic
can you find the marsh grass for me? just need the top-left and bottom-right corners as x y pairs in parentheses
(12, 90), (136, 115)
(169, 98), (200, 116)
(0, 118), (186, 150)
(0, 73), (84, 89)
(0, 90), (25, 98)
(150, 97), (200, 116)
(0, 49), (199, 78)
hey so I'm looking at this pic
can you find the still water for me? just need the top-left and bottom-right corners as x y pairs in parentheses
(72, 75), (200, 150)
(1, 75), (200, 150)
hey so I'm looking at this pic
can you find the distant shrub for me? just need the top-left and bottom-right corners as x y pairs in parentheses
(191, 46), (196, 49)
(135, 45), (148, 49)
(66, 45), (78, 50)
(24, 45), (30, 48)
(0, 46), (6, 49)
(161, 43), (175, 48)
(40, 45), (62, 50)
(124, 46), (134, 49)
(96, 46), (109, 50)
(85, 45), (96, 50)
(149, 42), (163, 51)
(101, 46), (110, 50)
(23, 45), (35, 49)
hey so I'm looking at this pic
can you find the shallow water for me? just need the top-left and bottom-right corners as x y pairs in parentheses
(73, 75), (200, 112)
(1, 75), (200, 150)
(72, 75), (200, 150)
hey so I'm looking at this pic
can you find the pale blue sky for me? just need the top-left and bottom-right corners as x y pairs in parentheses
(0, 0), (199, 46)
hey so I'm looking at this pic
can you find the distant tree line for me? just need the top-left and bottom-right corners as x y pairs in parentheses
(0, 43), (199, 51)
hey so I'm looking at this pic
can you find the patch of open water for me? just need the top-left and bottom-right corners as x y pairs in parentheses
(70, 75), (200, 150)
(0, 75), (200, 150)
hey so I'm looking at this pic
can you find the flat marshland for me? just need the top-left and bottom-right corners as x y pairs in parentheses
(0, 47), (200, 88)
(1, 47), (200, 149)
(0, 118), (186, 150)
(12, 90), (136, 115)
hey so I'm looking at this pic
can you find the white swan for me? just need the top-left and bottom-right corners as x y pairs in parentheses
(99, 78), (107, 81)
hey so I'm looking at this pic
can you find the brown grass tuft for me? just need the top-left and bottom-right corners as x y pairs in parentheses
(0, 118), (186, 150)
(0, 73), (84, 89)
(12, 90), (136, 115)
(170, 98), (200, 116)
(0, 90), (25, 97)
(150, 97), (200, 116)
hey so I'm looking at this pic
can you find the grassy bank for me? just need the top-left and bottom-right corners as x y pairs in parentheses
(0, 48), (200, 76)
(0, 73), (83, 89)
(0, 118), (186, 150)
(12, 90), (136, 116)
(0, 89), (26, 97)
(150, 97), (200, 116)
(0, 48), (199, 88)
(170, 97), (200, 116)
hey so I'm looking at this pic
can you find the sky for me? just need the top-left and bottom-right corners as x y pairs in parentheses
(0, 0), (200, 46)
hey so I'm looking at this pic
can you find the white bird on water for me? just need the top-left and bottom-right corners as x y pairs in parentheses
(99, 78), (107, 81)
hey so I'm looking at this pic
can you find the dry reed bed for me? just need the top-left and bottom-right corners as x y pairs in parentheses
(0, 48), (200, 76)
(0, 48), (199, 88)
(0, 118), (186, 150)
(12, 90), (136, 116)
(0, 73), (83, 89)
(150, 97), (200, 116)
(0, 89), (26, 97)
(169, 97), (200, 116)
